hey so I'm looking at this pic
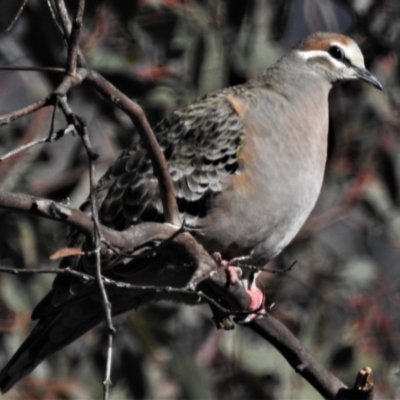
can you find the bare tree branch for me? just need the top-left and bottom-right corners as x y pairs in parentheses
(79, 110), (115, 399)
(0, 125), (73, 162)
(46, 0), (64, 35)
(0, 266), (253, 319)
(0, 187), (368, 399)
(0, 66), (86, 129)
(0, 66), (65, 73)
(0, 97), (53, 126)
(2, 0), (29, 34)
(250, 318), (346, 399)
(207, 268), (350, 399)
(66, 0), (85, 76)
(85, 70), (181, 226)
(54, 0), (86, 68)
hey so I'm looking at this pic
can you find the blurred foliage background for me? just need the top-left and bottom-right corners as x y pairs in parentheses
(0, 0), (399, 398)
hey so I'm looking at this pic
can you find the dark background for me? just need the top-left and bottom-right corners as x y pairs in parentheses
(0, 0), (399, 398)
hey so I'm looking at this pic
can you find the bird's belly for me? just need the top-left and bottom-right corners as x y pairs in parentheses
(201, 167), (323, 265)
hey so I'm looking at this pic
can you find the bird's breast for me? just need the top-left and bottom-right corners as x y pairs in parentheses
(201, 88), (330, 264)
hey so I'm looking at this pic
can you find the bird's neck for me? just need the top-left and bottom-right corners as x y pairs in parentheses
(256, 53), (333, 97)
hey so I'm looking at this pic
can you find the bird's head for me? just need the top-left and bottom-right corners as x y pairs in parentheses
(295, 32), (383, 90)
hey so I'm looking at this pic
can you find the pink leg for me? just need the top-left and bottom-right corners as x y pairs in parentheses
(248, 287), (264, 312)
(212, 252), (242, 283)
(212, 252), (266, 322)
(241, 286), (266, 323)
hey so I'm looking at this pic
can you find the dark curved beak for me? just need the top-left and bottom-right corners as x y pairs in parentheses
(354, 66), (383, 90)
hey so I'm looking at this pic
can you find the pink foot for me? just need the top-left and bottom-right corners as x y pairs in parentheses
(212, 252), (267, 323)
(247, 287), (264, 312)
(212, 252), (240, 282)
(240, 287), (266, 324)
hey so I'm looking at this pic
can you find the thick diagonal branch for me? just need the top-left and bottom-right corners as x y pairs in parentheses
(85, 70), (181, 227)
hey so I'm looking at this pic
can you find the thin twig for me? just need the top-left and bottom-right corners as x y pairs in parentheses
(55, 0), (86, 68)
(56, 64), (116, 396)
(0, 67), (86, 128)
(68, 48), (116, 397)
(48, 95), (59, 140)
(2, 0), (29, 34)
(237, 260), (297, 274)
(80, 121), (115, 399)
(0, 97), (53, 126)
(46, 0), (64, 36)
(55, 68), (115, 397)
(1, 137), (49, 162)
(55, 0), (74, 38)
(67, 0), (85, 76)
(0, 266), (261, 319)
(0, 66), (65, 73)
(0, 126), (74, 162)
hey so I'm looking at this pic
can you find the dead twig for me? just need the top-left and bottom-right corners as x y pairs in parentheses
(79, 115), (115, 399)
(0, 266), (257, 319)
(2, 0), (29, 34)
(0, 97), (53, 126)
(54, 0), (86, 68)
(66, 0), (85, 76)
(0, 126), (74, 162)
(0, 66), (65, 73)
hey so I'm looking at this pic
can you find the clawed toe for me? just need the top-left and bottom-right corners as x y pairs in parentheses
(212, 252), (266, 322)
(226, 265), (242, 284)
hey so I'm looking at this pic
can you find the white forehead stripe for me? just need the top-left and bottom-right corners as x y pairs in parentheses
(296, 40), (365, 69)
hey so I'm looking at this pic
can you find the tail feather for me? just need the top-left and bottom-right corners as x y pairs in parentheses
(0, 249), (195, 393)
(0, 293), (106, 393)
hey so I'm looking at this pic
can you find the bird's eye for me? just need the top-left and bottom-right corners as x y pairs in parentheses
(328, 45), (344, 60)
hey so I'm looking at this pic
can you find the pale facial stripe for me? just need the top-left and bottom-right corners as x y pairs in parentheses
(295, 50), (345, 70)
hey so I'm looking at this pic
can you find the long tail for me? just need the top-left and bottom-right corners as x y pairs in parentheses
(0, 245), (196, 393)
(0, 289), (139, 393)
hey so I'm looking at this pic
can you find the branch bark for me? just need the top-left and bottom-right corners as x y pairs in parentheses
(0, 189), (359, 399)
